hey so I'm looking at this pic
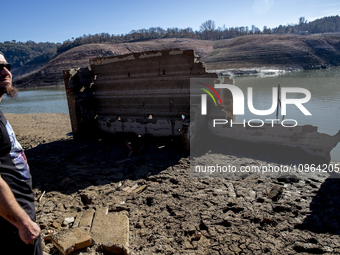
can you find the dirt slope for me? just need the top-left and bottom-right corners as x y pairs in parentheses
(12, 34), (340, 88)
(205, 34), (340, 70)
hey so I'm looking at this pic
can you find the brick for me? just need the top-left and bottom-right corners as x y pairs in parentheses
(64, 49), (219, 137)
(90, 207), (129, 254)
(51, 228), (94, 255)
(72, 211), (83, 228)
(132, 184), (147, 194)
(79, 208), (95, 231)
(122, 184), (138, 192)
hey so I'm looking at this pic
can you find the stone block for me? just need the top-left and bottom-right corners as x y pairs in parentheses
(51, 228), (94, 255)
(79, 208), (95, 231)
(90, 207), (129, 254)
(268, 185), (284, 201)
(72, 211), (83, 228)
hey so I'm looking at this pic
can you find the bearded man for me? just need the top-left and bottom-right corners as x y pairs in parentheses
(0, 51), (42, 254)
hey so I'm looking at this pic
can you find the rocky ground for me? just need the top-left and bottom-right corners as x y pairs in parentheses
(5, 113), (340, 254)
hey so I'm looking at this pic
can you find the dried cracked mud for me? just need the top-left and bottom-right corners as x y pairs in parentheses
(5, 113), (340, 255)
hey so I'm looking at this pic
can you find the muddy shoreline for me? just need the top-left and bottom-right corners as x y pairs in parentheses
(4, 113), (340, 254)
(15, 65), (323, 89)
(209, 65), (320, 78)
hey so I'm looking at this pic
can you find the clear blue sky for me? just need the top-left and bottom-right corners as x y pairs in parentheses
(2, 0), (340, 43)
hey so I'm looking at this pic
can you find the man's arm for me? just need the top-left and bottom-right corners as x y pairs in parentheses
(0, 175), (40, 244)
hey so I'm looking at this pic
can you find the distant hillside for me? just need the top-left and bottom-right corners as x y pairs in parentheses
(206, 34), (340, 70)
(0, 41), (57, 71)
(12, 38), (214, 88)
(12, 34), (340, 88)
(54, 16), (340, 55)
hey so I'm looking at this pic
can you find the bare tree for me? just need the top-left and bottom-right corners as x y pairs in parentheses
(200, 20), (216, 32)
(298, 17), (308, 33)
(200, 20), (216, 39)
(299, 17), (308, 25)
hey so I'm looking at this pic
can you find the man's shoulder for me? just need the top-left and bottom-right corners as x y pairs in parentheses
(0, 111), (7, 139)
(0, 110), (6, 124)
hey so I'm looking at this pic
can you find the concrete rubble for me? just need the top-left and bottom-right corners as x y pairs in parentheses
(47, 207), (129, 254)
(30, 136), (340, 254)
(51, 228), (93, 255)
(90, 208), (129, 254)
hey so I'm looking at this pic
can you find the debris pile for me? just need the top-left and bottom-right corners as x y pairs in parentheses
(30, 136), (340, 254)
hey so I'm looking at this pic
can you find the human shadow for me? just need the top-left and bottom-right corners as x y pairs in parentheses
(191, 131), (329, 167)
(26, 133), (188, 195)
(295, 174), (340, 235)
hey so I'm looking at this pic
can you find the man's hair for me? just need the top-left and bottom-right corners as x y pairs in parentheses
(0, 51), (18, 98)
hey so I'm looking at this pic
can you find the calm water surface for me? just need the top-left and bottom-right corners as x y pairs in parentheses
(234, 66), (340, 161)
(0, 86), (68, 114)
(2, 68), (340, 160)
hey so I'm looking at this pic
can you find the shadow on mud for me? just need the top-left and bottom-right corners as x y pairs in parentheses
(27, 131), (340, 237)
(295, 176), (340, 235)
(26, 133), (188, 195)
(191, 131), (330, 166)
(192, 132), (340, 236)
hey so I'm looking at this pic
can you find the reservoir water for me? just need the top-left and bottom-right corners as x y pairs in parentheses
(1, 67), (340, 161)
(0, 86), (69, 114)
(233, 66), (340, 161)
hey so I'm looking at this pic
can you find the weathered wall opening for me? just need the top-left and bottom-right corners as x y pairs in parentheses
(63, 48), (230, 139)
(63, 67), (96, 138)
(63, 48), (340, 161)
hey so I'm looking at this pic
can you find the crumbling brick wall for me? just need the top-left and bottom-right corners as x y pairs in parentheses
(64, 49), (230, 138)
(63, 67), (96, 138)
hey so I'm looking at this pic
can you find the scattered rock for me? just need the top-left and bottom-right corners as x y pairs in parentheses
(52, 221), (61, 230)
(78, 209), (95, 231)
(90, 208), (129, 254)
(51, 228), (94, 255)
(11, 113), (340, 254)
(293, 241), (327, 254)
(225, 182), (237, 198)
(267, 184), (284, 201)
(62, 217), (75, 226)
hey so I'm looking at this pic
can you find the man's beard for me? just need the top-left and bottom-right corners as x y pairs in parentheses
(6, 86), (18, 98)
(0, 83), (18, 98)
